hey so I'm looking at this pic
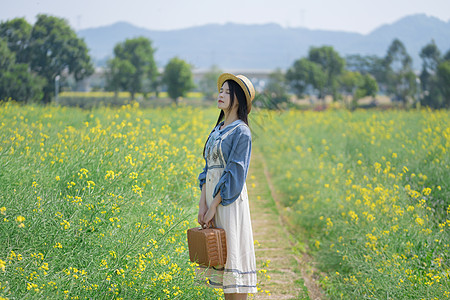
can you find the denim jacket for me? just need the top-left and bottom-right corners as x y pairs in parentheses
(198, 120), (252, 206)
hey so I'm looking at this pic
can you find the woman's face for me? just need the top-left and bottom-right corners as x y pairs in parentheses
(218, 81), (238, 112)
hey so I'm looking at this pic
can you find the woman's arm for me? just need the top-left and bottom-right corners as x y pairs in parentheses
(198, 183), (207, 226)
(202, 191), (222, 228)
(212, 126), (252, 206)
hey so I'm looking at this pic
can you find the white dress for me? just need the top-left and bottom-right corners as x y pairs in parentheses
(197, 121), (257, 294)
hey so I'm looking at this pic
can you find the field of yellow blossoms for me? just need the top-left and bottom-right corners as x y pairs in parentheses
(254, 109), (449, 299)
(0, 102), (228, 299)
(1, 100), (449, 299)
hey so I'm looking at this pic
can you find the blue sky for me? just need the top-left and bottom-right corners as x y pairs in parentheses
(1, 0), (449, 34)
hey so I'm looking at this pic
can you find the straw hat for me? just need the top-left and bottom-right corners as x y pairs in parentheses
(217, 73), (255, 113)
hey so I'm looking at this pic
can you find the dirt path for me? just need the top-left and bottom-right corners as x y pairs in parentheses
(248, 150), (325, 300)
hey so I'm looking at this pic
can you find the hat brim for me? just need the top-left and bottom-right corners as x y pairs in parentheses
(217, 73), (255, 113)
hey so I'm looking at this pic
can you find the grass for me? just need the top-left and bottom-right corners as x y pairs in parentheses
(0, 101), (227, 299)
(1, 100), (449, 299)
(254, 108), (449, 299)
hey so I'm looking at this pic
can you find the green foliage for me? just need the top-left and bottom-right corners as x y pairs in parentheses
(286, 58), (326, 98)
(419, 40), (441, 83)
(261, 68), (290, 109)
(106, 37), (158, 100)
(338, 71), (378, 109)
(356, 74), (379, 100)
(198, 65), (222, 100)
(0, 102), (222, 299)
(0, 64), (46, 102)
(162, 57), (195, 103)
(308, 46), (345, 99)
(106, 58), (136, 96)
(0, 18), (32, 64)
(345, 54), (385, 88)
(0, 38), (45, 102)
(418, 41), (448, 109)
(256, 109), (449, 299)
(0, 16), (93, 103)
(0, 38), (15, 69)
(339, 70), (361, 95)
(443, 49), (450, 62)
(436, 61), (450, 107)
(383, 39), (417, 105)
(27, 15), (94, 103)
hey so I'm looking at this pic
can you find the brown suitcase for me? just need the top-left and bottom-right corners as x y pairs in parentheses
(187, 227), (227, 267)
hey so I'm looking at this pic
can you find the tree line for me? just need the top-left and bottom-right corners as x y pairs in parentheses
(0, 15), (194, 104)
(265, 39), (450, 109)
(1, 15), (450, 108)
(104, 37), (194, 103)
(0, 15), (93, 103)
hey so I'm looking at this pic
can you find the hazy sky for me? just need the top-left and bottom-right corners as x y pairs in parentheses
(1, 0), (449, 34)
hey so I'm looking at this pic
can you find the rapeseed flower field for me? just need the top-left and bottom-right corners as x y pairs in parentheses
(0, 102), (224, 299)
(1, 101), (448, 299)
(255, 109), (449, 299)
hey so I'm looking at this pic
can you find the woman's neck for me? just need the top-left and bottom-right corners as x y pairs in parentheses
(221, 110), (239, 129)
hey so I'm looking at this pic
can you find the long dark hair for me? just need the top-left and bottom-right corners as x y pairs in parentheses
(203, 80), (249, 157)
(214, 80), (249, 127)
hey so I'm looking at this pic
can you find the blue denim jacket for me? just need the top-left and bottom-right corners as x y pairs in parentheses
(198, 120), (252, 206)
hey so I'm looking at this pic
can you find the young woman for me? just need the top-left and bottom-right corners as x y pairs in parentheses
(197, 73), (257, 299)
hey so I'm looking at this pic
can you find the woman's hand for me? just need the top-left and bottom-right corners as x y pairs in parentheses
(203, 205), (216, 228)
(198, 203), (208, 226)
(203, 192), (222, 228)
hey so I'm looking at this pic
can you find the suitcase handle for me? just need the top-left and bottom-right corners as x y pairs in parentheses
(201, 219), (217, 229)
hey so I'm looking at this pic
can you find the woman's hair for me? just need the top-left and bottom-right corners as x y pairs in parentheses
(214, 80), (249, 127)
(203, 80), (249, 157)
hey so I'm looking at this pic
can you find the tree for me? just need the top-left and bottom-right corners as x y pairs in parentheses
(339, 70), (362, 108)
(345, 54), (385, 90)
(162, 57), (194, 104)
(355, 74), (379, 101)
(199, 65), (222, 100)
(436, 61), (450, 107)
(105, 58), (135, 98)
(262, 68), (289, 109)
(443, 50), (450, 62)
(308, 46), (345, 100)
(338, 71), (378, 109)
(28, 14), (93, 103)
(419, 41), (441, 92)
(0, 18), (32, 64)
(105, 37), (158, 100)
(419, 41), (442, 108)
(0, 38), (15, 70)
(383, 39), (417, 105)
(286, 58), (326, 99)
(339, 70), (361, 96)
(0, 38), (45, 102)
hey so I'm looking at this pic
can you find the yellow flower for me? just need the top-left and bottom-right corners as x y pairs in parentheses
(422, 187), (432, 196)
(415, 217), (424, 226)
(0, 207), (5, 215)
(0, 259), (6, 271)
(60, 220), (70, 230)
(16, 215), (25, 222)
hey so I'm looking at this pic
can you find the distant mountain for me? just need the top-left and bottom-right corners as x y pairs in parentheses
(78, 14), (450, 70)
